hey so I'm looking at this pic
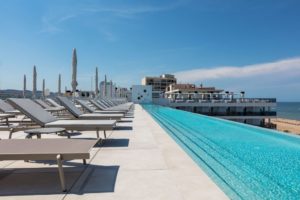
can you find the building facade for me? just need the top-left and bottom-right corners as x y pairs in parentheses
(142, 74), (177, 98)
(161, 84), (276, 127)
(165, 83), (224, 100)
(99, 81), (115, 98)
(139, 75), (276, 127)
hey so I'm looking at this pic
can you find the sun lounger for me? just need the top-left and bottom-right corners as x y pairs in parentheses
(98, 100), (131, 112)
(7, 98), (116, 139)
(90, 100), (127, 113)
(56, 97), (124, 120)
(0, 99), (20, 114)
(0, 138), (98, 192)
(102, 98), (133, 108)
(76, 99), (125, 114)
(46, 98), (64, 108)
(35, 99), (65, 112)
(100, 99), (114, 107)
(97, 99), (130, 111)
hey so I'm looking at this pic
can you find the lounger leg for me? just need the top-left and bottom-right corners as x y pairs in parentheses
(65, 131), (71, 139)
(96, 130), (99, 138)
(83, 159), (86, 165)
(25, 134), (32, 139)
(104, 130), (107, 138)
(56, 154), (67, 192)
(9, 128), (14, 139)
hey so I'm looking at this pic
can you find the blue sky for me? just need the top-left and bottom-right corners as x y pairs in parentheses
(0, 0), (300, 101)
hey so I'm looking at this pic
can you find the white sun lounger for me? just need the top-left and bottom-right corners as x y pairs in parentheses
(56, 96), (124, 120)
(76, 99), (125, 114)
(35, 99), (65, 112)
(7, 98), (116, 139)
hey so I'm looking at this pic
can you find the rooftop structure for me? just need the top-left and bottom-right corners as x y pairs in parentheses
(150, 83), (275, 127)
(140, 74), (276, 126)
(165, 83), (224, 100)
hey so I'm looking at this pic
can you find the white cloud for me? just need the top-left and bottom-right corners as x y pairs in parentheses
(174, 57), (300, 82)
(39, 1), (185, 35)
(174, 57), (300, 100)
(83, 0), (185, 17)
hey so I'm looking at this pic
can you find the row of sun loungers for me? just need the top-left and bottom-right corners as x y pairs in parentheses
(0, 96), (134, 192)
(57, 96), (124, 121)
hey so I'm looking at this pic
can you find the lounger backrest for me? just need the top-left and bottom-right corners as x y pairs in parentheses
(90, 100), (105, 110)
(46, 98), (61, 107)
(56, 96), (83, 118)
(104, 98), (117, 106)
(35, 99), (51, 109)
(76, 100), (95, 113)
(99, 99), (112, 107)
(7, 98), (57, 126)
(97, 100), (110, 108)
(0, 99), (15, 112)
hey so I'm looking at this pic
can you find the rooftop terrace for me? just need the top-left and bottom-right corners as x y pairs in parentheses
(0, 104), (227, 200)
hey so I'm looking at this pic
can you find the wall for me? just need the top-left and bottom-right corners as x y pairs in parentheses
(132, 85), (152, 103)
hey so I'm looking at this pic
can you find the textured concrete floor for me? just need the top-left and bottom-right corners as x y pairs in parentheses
(0, 104), (228, 199)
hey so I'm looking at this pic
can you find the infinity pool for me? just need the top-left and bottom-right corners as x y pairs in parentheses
(142, 104), (300, 200)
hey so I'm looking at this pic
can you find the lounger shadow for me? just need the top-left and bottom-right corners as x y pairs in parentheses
(0, 165), (120, 195)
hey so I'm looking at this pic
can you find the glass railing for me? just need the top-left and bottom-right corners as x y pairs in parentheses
(198, 111), (277, 116)
(168, 98), (276, 103)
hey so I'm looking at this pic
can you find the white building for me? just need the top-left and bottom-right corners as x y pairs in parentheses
(131, 85), (152, 103)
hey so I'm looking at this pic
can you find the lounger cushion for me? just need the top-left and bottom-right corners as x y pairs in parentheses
(45, 119), (116, 130)
(79, 113), (123, 119)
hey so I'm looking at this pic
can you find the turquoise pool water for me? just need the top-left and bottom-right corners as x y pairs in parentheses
(142, 104), (300, 200)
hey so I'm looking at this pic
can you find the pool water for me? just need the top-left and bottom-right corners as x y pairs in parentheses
(142, 104), (300, 200)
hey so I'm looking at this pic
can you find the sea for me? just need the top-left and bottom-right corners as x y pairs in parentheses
(276, 102), (300, 120)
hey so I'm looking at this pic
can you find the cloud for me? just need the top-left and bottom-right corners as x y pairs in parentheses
(39, 16), (63, 34)
(99, 30), (118, 42)
(174, 57), (300, 100)
(174, 57), (300, 82)
(39, 1), (185, 34)
(83, 0), (186, 16)
(57, 14), (78, 23)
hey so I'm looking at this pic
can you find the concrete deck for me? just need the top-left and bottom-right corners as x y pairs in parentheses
(0, 104), (228, 199)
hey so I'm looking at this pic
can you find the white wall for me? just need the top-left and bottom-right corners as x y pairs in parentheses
(132, 85), (152, 103)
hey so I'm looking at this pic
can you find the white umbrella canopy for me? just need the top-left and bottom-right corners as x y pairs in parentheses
(71, 48), (78, 96)
(95, 67), (99, 96)
(58, 74), (61, 95)
(23, 74), (26, 98)
(32, 65), (37, 99)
